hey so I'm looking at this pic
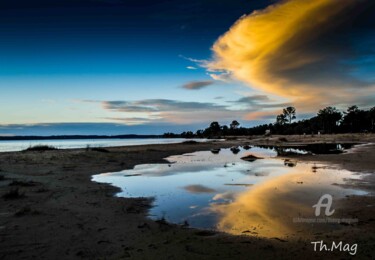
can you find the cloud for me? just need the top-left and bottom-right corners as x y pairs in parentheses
(179, 55), (207, 65)
(229, 95), (292, 109)
(208, 72), (232, 82)
(207, 0), (375, 111)
(182, 80), (215, 90)
(103, 116), (162, 125)
(186, 66), (197, 70)
(183, 185), (216, 193)
(81, 96), (290, 125)
(98, 99), (239, 124)
(232, 95), (270, 104)
(102, 99), (226, 112)
(244, 110), (280, 121)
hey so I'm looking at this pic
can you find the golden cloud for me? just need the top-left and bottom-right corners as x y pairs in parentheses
(207, 0), (375, 110)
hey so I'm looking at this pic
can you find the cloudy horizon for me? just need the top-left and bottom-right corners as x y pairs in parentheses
(1, 0), (374, 136)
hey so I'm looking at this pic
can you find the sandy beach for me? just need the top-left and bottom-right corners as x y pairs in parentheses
(1, 134), (375, 259)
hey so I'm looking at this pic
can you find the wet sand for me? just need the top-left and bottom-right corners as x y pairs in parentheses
(0, 134), (374, 259)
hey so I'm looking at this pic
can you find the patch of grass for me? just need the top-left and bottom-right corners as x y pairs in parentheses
(182, 140), (198, 144)
(195, 230), (217, 236)
(92, 147), (109, 153)
(2, 188), (25, 200)
(146, 148), (161, 152)
(89, 147), (110, 153)
(278, 137), (288, 142)
(155, 216), (169, 226)
(24, 145), (58, 152)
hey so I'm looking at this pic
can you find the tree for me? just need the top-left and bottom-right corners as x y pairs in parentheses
(317, 107), (342, 133)
(195, 129), (204, 137)
(203, 121), (221, 136)
(283, 106), (296, 124)
(209, 122), (221, 132)
(370, 107), (375, 132)
(276, 114), (288, 125)
(221, 125), (229, 136)
(342, 105), (367, 132)
(230, 120), (240, 130)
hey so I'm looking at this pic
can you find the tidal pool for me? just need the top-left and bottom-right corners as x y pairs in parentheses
(92, 146), (366, 239)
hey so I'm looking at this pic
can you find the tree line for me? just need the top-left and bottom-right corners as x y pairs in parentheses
(163, 105), (375, 138)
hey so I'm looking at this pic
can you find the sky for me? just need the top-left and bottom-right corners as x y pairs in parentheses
(1, 0), (374, 136)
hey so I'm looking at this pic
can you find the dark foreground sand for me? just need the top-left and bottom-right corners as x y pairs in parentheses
(0, 134), (374, 259)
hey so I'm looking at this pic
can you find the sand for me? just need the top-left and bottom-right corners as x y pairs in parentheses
(0, 134), (374, 259)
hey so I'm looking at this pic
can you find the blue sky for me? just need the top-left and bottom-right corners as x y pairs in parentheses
(1, 0), (374, 135)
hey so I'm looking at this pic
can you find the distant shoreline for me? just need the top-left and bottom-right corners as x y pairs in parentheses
(0, 134), (165, 141)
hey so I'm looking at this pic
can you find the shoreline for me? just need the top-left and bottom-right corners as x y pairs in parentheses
(1, 134), (374, 259)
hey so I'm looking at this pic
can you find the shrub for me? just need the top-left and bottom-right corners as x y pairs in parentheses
(182, 140), (198, 144)
(91, 147), (110, 153)
(24, 145), (58, 152)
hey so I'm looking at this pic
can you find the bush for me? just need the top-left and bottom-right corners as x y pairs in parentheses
(91, 147), (110, 153)
(24, 145), (58, 152)
(182, 140), (198, 144)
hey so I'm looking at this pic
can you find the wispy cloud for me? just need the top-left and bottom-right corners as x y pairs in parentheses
(103, 116), (162, 125)
(101, 99), (226, 112)
(183, 185), (217, 193)
(182, 80), (215, 90)
(81, 96), (289, 124)
(206, 0), (375, 111)
(179, 55), (207, 65)
(229, 95), (292, 109)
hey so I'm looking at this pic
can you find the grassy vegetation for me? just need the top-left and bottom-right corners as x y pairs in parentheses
(24, 145), (58, 152)
(91, 147), (110, 153)
(182, 140), (198, 144)
(85, 145), (110, 153)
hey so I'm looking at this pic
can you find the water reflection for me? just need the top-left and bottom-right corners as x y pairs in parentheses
(211, 166), (364, 238)
(93, 146), (366, 238)
(259, 143), (356, 156)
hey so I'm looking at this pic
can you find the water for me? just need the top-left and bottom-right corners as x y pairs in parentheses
(259, 143), (355, 155)
(0, 138), (208, 152)
(93, 146), (367, 239)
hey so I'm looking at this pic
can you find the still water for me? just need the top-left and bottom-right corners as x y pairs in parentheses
(0, 138), (207, 152)
(93, 146), (367, 238)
